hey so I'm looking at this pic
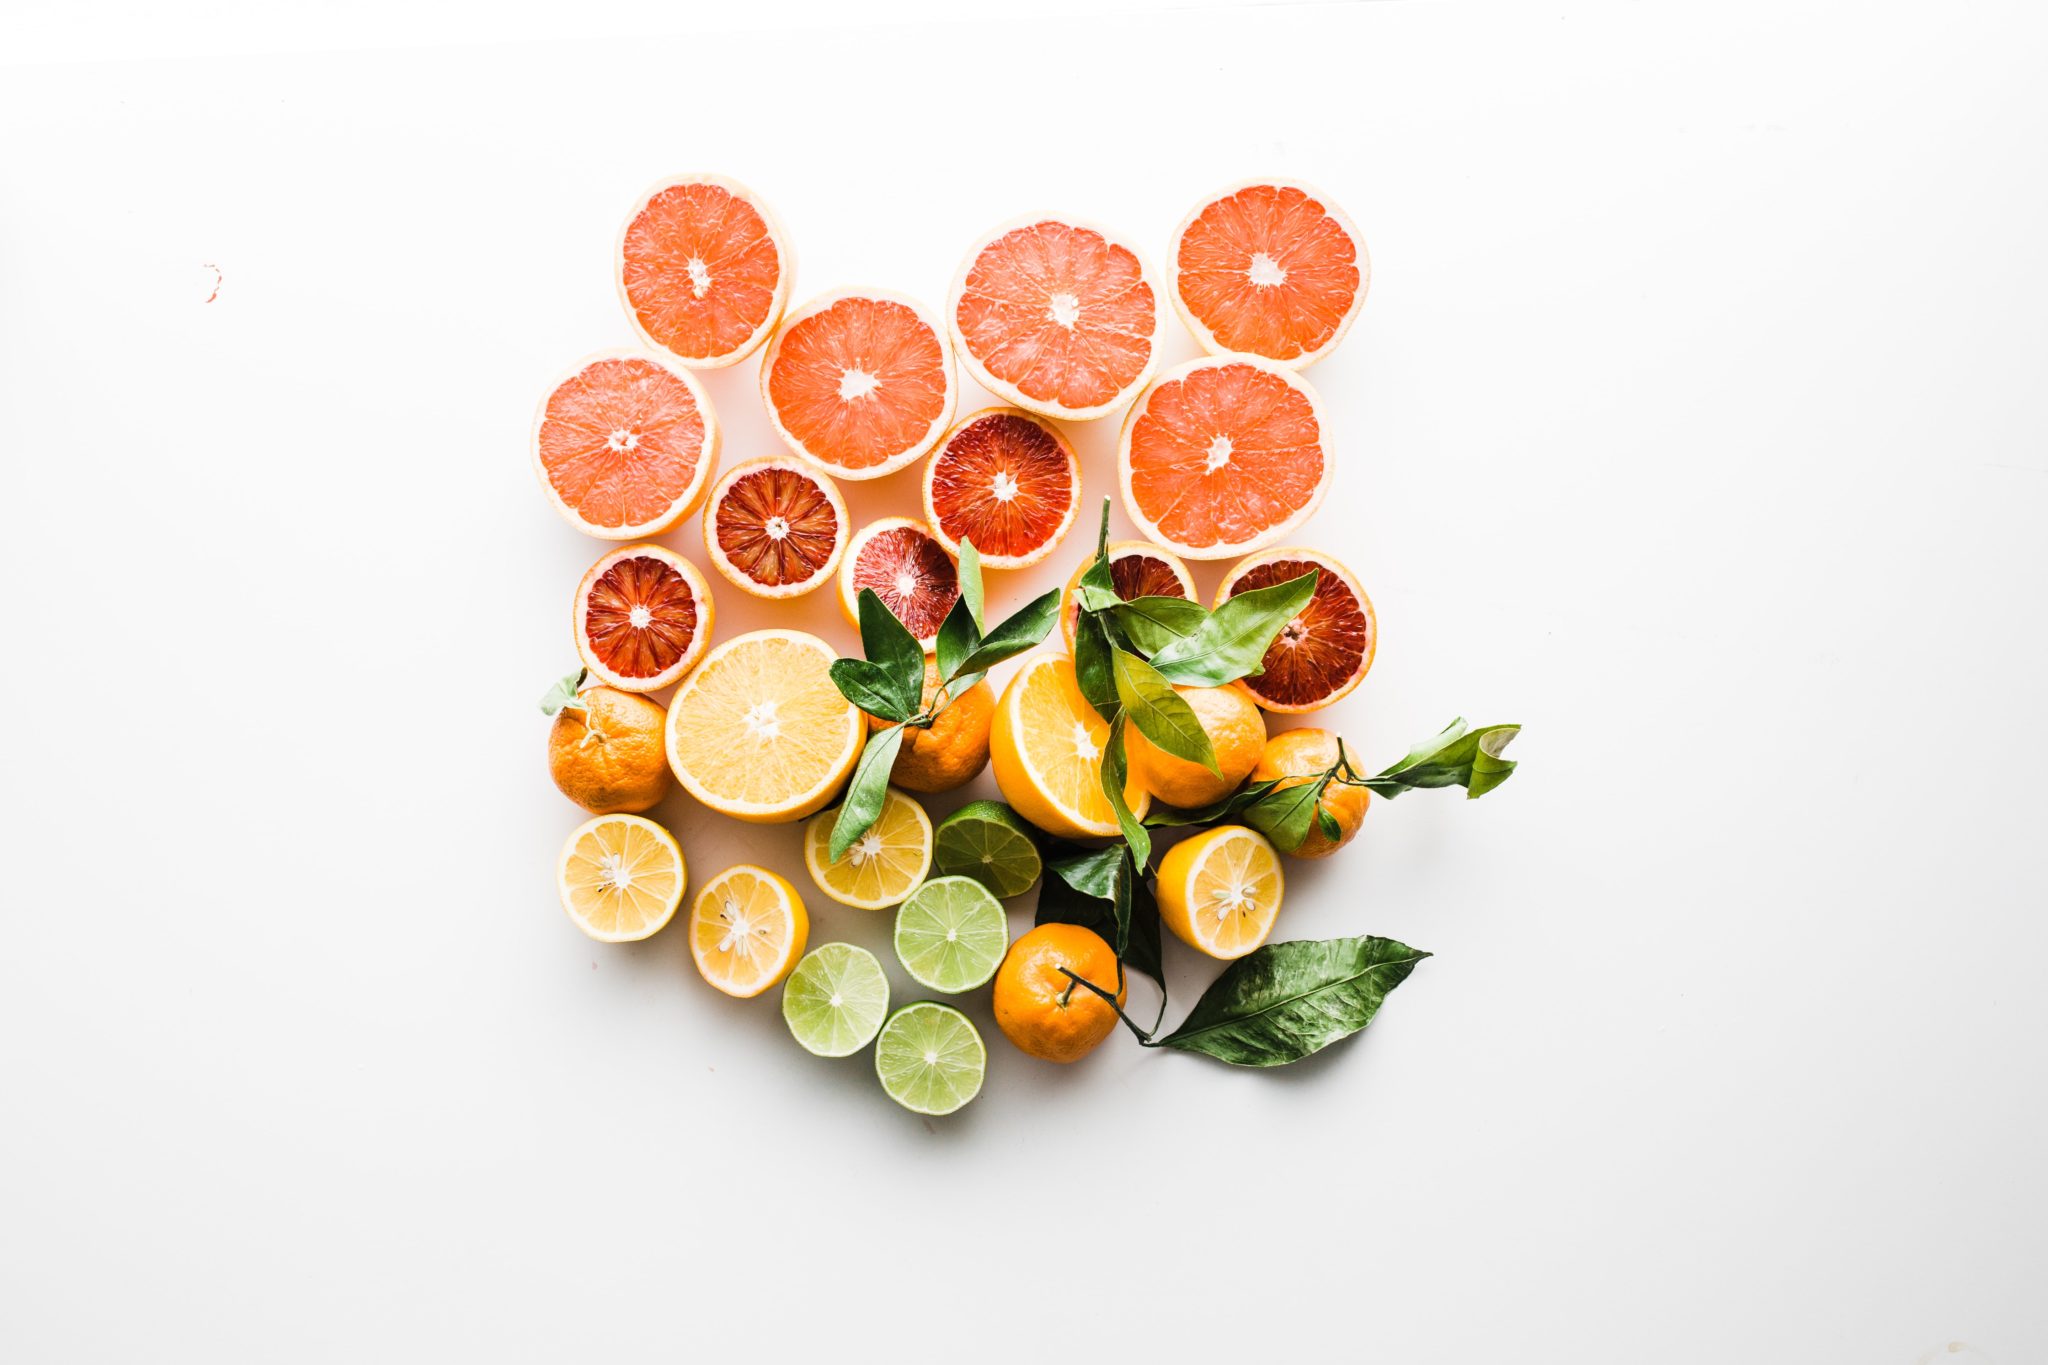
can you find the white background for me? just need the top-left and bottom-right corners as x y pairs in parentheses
(4, 2), (2045, 1360)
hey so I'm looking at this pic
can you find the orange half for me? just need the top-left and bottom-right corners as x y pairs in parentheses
(761, 290), (954, 480)
(617, 174), (792, 369)
(532, 350), (719, 540)
(1171, 180), (1368, 369)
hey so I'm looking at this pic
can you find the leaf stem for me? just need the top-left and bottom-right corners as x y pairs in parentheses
(1055, 967), (1155, 1044)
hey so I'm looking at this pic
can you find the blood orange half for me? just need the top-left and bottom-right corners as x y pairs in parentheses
(532, 349), (720, 540)
(948, 216), (1164, 422)
(701, 456), (849, 600)
(837, 517), (961, 650)
(617, 174), (792, 369)
(1215, 548), (1375, 713)
(920, 408), (1081, 570)
(1117, 354), (1330, 560)
(760, 290), (955, 480)
(1059, 540), (1196, 651)
(573, 543), (716, 692)
(1170, 180), (1369, 369)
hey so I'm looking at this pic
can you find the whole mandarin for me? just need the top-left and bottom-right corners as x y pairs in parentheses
(992, 923), (1127, 1063)
(1251, 727), (1368, 858)
(1126, 683), (1267, 809)
(549, 687), (672, 814)
(865, 660), (994, 794)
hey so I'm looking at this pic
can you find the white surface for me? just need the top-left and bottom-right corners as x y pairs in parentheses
(4, 3), (2045, 1360)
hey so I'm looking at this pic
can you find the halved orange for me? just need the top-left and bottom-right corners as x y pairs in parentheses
(701, 456), (848, 600)
(1058, 540), (1196, 652)
(989, 654), (1150, 840)
(1117, 354), (1329, 560)
(761, 290), (954, 480)
(1216, 548), (1376, 713)
(1170, 180), (1369, 369)
(617, 174), (792, 369)
(948, 216), (1163, 422)
(836, 517), (960, 650)
(921, 408), (1081, 569)
(573, 543), (715, 692)
(532, 350), (719, 540)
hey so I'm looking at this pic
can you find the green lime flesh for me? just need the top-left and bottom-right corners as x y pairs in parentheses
(892, 875), (1009, 993)
(932, 800), (1042, 899)
(873, 1002), (985, 1115)
(781, 943), (891, 1058)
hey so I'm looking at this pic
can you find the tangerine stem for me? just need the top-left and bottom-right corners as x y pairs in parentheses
(1055, 967), (1153, 1044)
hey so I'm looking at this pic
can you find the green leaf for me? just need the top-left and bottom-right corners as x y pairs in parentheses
(829, 658), (916, 722)
(956, 588), (1061, 674)
(1038, 844), (1162, 985)
(1112, 648), (1219, 775)
(956, 538), (985, 632)
(1317, 806), (1344, 842)
(1098, 716), (1151, 871)
(855, 589), (927, 712)
(1079, 500), (1114, 588)
(934, 597), (982, 684)
(1366, 719), (1522, 800)
(1243, 775), (1330, 854)
(1046, 843), (1123, 901)
(1141, 778), (1280, 828)
(537, 667), (588, 716)
(1071, 611), (1120, 724)
(1149, 569), (1319, 687)
(1110, 596), (1209, 655)
(828, 725), (906, 861)
(1151, 935), (1430, 1067)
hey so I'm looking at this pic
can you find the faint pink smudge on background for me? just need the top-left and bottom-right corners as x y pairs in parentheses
(203, 264), (221, 303)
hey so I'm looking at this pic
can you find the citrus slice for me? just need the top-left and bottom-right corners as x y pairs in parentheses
(781, 943), (891, 1058)
(1216, 548), (1377, 712)
(802, 787), (934, 910)
(556, 813), (687, 943)
(1155, 825), (1283, 960)
(1170, 180), (1369, 369)
(892, 875), (1009, 994)
(1058, 539), (1196, 651)
(931, 800), (1042, 899)
(874, 1002), (986, 1115)
(920, 408), (1081, 569)
(836, 517), (960, 649)
(664, 630), (865, 823)
(989, 654), (1150, 840)
(616, 174), (791, 369)
(701, 456), (849, 600)
(948, 216), (1163, 422)
(572, 543), (714, 692)
(689, 864), (808, 997)
(532, 349), (719, 540)
(1117, 354), (1330, 560)
(761, 290), (955, 480)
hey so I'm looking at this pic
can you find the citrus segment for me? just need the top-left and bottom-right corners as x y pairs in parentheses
(990, 654), (1150, 840)
(762, 290), (955, 480)
(689, 864), (808, 997)
(1058, 540), (1196, 651)
(617, 174), (791, 369)
(532, 350), (719, 539)
(702, 456), (849, 599)
(836, 517), (960, 649)
(948, 216), (1163, 421)
(664, 630), (865, 823)
(892, 876), (1009, 994)
(931, 800), (1042, 899)
(1156, 825), (1283, 960)
(573, 544), (714, 692)
(802, 787), (933, 911)
(874, 1002), (986, 1115)
(556, 814), (687, 943)
(781, 943), (891, 1058)
(1217, 549), (1376, 712)
(1118, 354), (1330, 560)
(1171, 180), (1369, 368)
(921, 408), (1081, 569)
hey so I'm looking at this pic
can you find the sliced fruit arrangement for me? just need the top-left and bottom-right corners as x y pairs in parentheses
(874, 1002), (985, 1115)
(689, 864), (808, 998)
(836, 517), (960, 649)
(1059, 540), (1195, 651)
(932, 800), (1042, 900)
(617, 174), (791, 369)
(948, 216), (1163, 422)
(556, 813), (687, 943)
(781, 943), (890, 1058)
(990, 653), (1150, 840)
(665, 630), (864, 823)
(1170, 180), (1369, 369)
(892, 875), (1010, 994)
(802, 787), (933, 911)
(1216, 547), (1375, 712)
(1118, 353), (1330, 560)
(701, 456), (849, 599)
(761, 290), (954, 480)
(1156, 825), (1283, 960)
(572, 543), (714, 692)
(921, 408), (1081, 569)
(532, 350), (719, 539)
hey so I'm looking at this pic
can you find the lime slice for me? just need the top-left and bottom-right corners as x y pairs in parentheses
(893, 875), (1009, 993)
(874, 1002), (986, 1115)
(781, 943), (891, 1058)
(931, 800), (1042, 899)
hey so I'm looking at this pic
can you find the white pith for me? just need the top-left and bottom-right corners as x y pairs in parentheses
(1247, 252), (1287, 287)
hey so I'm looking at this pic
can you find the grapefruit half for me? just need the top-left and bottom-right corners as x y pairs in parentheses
(617, 174), (792, 370)
(573, 543), (715, 692)
(760, 290), (955, 480)
(701, 456), (849, 600)
(1170, 180), (1369, 369)
(532, 349), (719, 540)
(837, 517), (960, 650)
(1215, 548), (1376, 713)
(920, 408), (1081, 570)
